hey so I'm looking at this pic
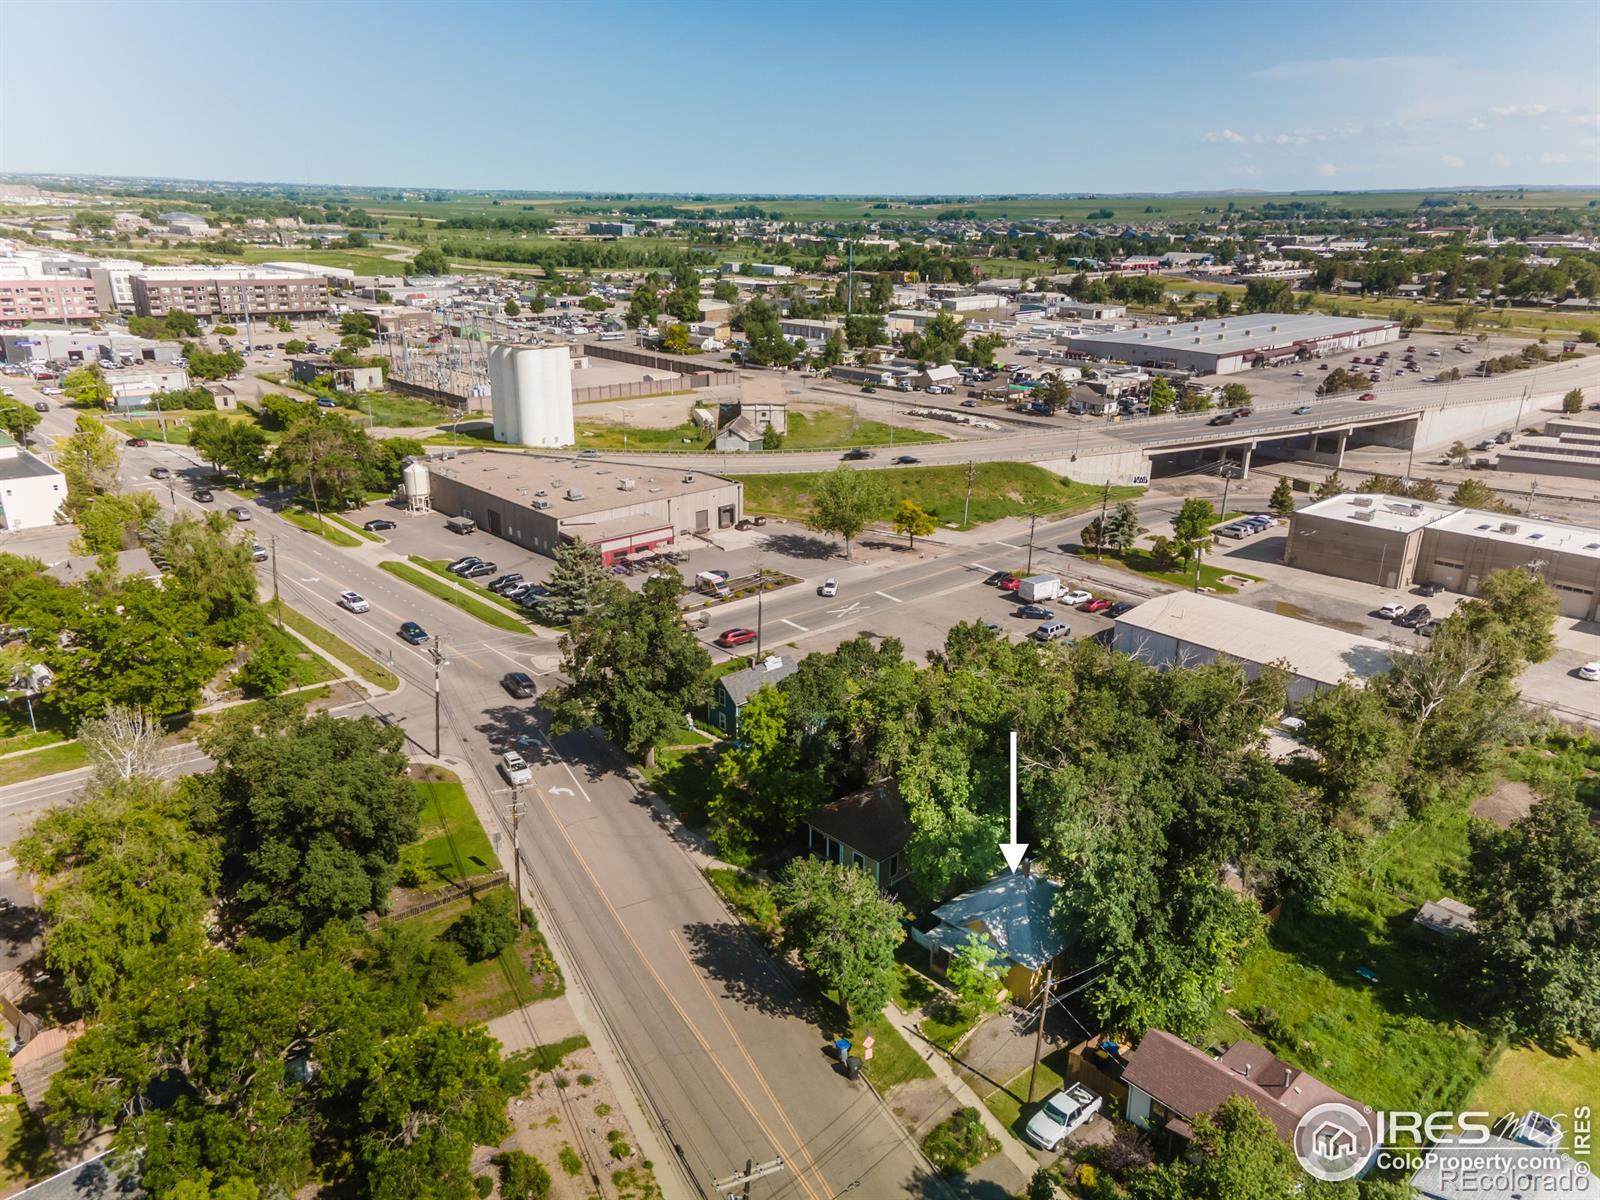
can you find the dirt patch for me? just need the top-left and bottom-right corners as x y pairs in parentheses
(1471, 778), (1538, 827)
(1269, 600), (1369, 636)
(885, 1075), (961, 1140)
(309, 680), (369, 713)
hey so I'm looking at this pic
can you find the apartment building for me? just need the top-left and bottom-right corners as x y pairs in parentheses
(131, 266), (330, 320)
(0, 277), (97, 327)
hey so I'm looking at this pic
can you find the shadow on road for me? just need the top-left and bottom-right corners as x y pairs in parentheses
(681, 920), (813, 1022)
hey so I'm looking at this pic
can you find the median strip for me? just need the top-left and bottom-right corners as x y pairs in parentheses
(378, 560), (531, 634)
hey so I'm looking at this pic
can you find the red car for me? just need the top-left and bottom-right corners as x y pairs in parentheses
(1079, 597), (1113, 613)
(998, 575), (1021, 591)
(1358, 392), (1377, 402)
(715, 628), (758, 648)
(128, 437), (149, 447)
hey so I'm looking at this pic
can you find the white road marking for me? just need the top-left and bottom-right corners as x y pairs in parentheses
(825, 601), (870, 618)
(874, 590), (903, 603)
(779, 618), (808, 632)
(993, 541), (1025, 551)
(969, 563), (994, 573)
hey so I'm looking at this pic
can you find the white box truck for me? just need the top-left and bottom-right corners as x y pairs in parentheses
(1017, 575), (1061, 603)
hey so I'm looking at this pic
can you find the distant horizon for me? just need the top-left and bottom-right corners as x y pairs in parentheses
(4, 169), (1596, 204)
(3, 0), (1595, 194)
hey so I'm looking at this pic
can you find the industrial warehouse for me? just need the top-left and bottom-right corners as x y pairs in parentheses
(423, 452), (743, 564)
(1067, 313), (1401, 375)
(1285, 493), (1600, 619)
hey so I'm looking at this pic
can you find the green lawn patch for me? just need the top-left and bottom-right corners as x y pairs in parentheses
(703, 867), (781, 943)
(574, 418), (705, 451)
(1469, 1041), (1599, 1125)
(981, 1047), (1074, 1137)
(853, 1009), (934, 1091)
(378, 560), (530, 633)
(0, 741), (88, 788)
(782, 407), (946, 450)
(258, 623), (339, 688)
(1077, 547), (1262, 594)
(328, 512), (384, 543)
(0, 1097), (57, 1191)
(735, 463), (1142, 530)
(403, 887), (564, 1024)
(920, 1003), (981, 1053)
(1202, 802), (1493, 1116)
(267, 600), (399, 691)
(281, 508), (362, 547)
(0, 706), (72, 757)
(643, 745), (721, 826)
(412, 766), (500, 882)
(505, 1034), (591, 1078)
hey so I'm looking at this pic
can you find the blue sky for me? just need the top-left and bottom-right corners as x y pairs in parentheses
(4, 0), (1598, 194)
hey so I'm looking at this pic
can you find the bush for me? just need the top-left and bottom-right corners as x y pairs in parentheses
(558, 1146), (583, 1176)
(237, 636), (296, 697)
(473, 1175), (493, 1198)
(493, 1150), (551, 1200)
(395, 843), (436, 888)
(446, 887), (519, 962)
(921, 1107), (1000, 1175)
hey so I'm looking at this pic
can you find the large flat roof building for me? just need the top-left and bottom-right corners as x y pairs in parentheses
(1067, 313), (1400, 376)
(1286, 492), (1600, 619)
(131, 266), (330, 320)
(0, 434), (67, 531)
(1112, 589), (1393, 703)
(424, 452), (742, 564)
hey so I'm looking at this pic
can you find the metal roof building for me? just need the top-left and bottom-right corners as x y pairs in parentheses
(1066, 313), (1400, 376)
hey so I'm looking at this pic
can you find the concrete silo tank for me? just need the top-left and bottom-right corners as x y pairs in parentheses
(489, 343), (575, 447)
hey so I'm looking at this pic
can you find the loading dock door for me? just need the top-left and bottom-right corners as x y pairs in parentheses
(695, 509), (709, 532)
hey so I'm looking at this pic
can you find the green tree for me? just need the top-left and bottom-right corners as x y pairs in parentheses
(447, 888), (520, 962)
(1241, 277), (1295, 313)
(1106, 501), (1140, 551)
(1129, 1094), (1305, 1200)
(373, 920), (466, 1011)
(238, 634), (295, 697)
(1449, 477), (1515, 513)
(707, 686), (816, 856)
(1178, 388), (1213, 413)
(1147, 377), (1177, 415)
(74, 490), (157, 559)
(1032, 374), (1071, 413)
(195, 704), (422, 938)
(892, 498), (936, 549)
(1268, 476), (1296, 519)
(1078, 516), (1104, 552)
(1462, 793), (1600, 1044)
(1171, 497), (1216, 566)
(493, 1151), (552, 1200)
(0, 396), (41, 444)
(13, 775), (218, 1013)
(275, 414), (365, 528)
(964, 332), (1005, 368)
(284, 338), (307, 354)
(546, 571), (712, 764)
(712, 280), (740, 303)
(188, 411), (234, 474)
(62, 364), (112, 407)
(661, 322), (691, 354)
(844, 314), (886, 349)
(58, 416), (123, 512)
(806, 465), (887, 558)
(947, 933), (1006, 1016)
(773, 857), (905, 1021)
(503, 299), (521, 316)
(412, 246), (449, 275)
(1313, 470), (1346, 500)
(818, 329), (847, 367)
(1562, 387), (1584, 414)
(579, 294), (608, 312)
(1452, 566), (1559, 671)
(1220, 382), (1252, 408)
(534, 536), (610, 626)
(1453, 305), (1477, 333)
(761, 423), (784, 450)
(628, 282), (660, 326)
(1297, 680), (1404, 825)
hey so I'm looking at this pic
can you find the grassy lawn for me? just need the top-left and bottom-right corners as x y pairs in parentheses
(854, 1009), (935, 1090)
(267, 600), (399, 691)
(1202, 802), (1493, 1116)
(413, 765), (500, 882)
(281, 508), (363, 547)
(981, 1046), (1074, 1138)
(644, 744), (721, 826)
(921, 1005), (981, 1053)
(0, 707), (71, 757)
(378, 560), (530, 633)
(401, 887), (564, 1024)
(1076, 547), (1263, 594)
(0, 741), (88, 787)
(329, 512), (384, 543)
(331, 390), (455, 427)
(574, 419), (707, 451)
(782, 408), (946, 450)
(0, 1097), (56, 1192)
(735, 463), (1142, 530)
(1469, 1041), (1600, 1124)
(258, 623), (339, 688)
(106, 411), (271, 446)
(408, 557), (533, 620)
(704, 868), (781, 943)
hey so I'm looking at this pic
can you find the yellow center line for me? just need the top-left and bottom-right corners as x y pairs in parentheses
(528, 785), (823, 1200)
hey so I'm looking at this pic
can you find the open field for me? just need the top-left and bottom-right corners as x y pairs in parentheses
(1074, 547), (1262, 594)
(412, 766), (500, 883)
(0, 741), (87, 788)
(735, 462), (1142, 529)
(1469, 1041), (1599, 1127)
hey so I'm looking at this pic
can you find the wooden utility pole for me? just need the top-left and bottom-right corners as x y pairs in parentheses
(1026, 968), (1054, 1104)
(1096, 481), (1111, 560)
(962, 460), (976, 529)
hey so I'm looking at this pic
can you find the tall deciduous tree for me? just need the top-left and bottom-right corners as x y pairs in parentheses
(1147, 377), (1176, 415)
(773, 857), (905, 1021)
(546, 571), (712, 764)
(411, 246), (448, 276)
(275, 414), (364, 528)
(708, 686), (816, 855)
(58, 416), (123, 513)
(1449, 477), (1515, 513)
(0, 396), (40, 444)
(806, 466), (886, 558)
(196, 703), (421, 938)
(892, 499), (937, 549)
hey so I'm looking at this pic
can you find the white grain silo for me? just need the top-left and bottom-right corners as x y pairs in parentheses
(489, 343), (574, 447)
(402, 458), (432, 514)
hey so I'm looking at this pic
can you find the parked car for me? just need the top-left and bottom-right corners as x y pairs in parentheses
(1015, 605), (1055, 620)
(1031, 621), (1071, 642)
(716, 628), (758, 648)
(1107, 600), (1137, 618)
(128, 437), (149, 447)
(193, 488), (214, 503)
(315, 397), (337, 408)
(339, 591), (370, 613)
(500, 750), (533, 785)
(1579, 662), (1600, 682)
(1024, 1085), (1104, 1151)
(1417, 620), (1440, 638)
(228, 506), (252, 522)
(1278, 715), (1308, 737)
(502, 671), (537, 699)
(998, 575), (1022, 591)
(1377, 602), (1408, 619)
(398, 621), (429, 644)
(1417, 581), (1444, 597)
(819, 578), (837, 597)
(150, 466), (171, 479)
(1060, 589), (1094, 606)
(1214, 524), (1248, 540)
(447, 556), (483, 574)
(461, 561), (497, 579)
(503, 583), (536, 602)
(1079, 597), (1113, 613)
(1397, 604), (1432, 629)
(1495, 430), (1513, 444)
(363, 518), (397, 532)
(488, 574), (525, 593)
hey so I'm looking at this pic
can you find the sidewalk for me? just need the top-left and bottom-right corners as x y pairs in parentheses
(485, 993), (584, 1054)
(881, 1001), (1040, 1184)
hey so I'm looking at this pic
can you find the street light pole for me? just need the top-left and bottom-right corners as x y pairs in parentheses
(1025, 512), (1038, 575)
(270, 534), (282, 627)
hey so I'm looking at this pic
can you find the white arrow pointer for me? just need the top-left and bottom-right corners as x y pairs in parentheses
(1000, 730), (1028, 873)
(549, 787), (574, 797)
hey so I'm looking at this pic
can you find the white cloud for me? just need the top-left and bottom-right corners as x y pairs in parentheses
(1488, 103), (1549, 117)
(1315, 163), (1339, 177)
(1489, 151), (1512, 168)
(1203, 129), (1248, 144)
(1541, 152), (1570, 164)
(1440, 154), (1466, 168)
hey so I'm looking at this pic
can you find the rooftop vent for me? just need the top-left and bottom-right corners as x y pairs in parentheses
(618, 478), (635, 491)
(1352, 497), (1374, 507)
(565, 487), (584, 501)
(1499, 522), (1520, 534)
(682, 473), (695, 483)
(1352, 510), (1375, 521)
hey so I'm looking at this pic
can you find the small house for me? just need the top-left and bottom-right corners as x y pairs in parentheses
(806, 782), (912, 890)
(714, 414), (764, 453)
(707, 654), (796, 734)
(917, 871), (1071, 1004)
(914, 364), (961, 391)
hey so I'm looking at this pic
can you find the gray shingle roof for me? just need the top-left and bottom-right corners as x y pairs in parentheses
(931, 872), (1070, 969)
(717, 655), (797, 707)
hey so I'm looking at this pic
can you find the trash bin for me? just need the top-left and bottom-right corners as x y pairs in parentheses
(845, 1056), (862, 1080)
